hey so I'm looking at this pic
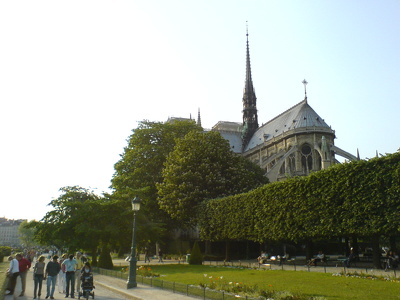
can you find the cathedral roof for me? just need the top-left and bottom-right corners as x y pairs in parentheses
(244, 99), (333, 152)
(211, 121), (243, 153)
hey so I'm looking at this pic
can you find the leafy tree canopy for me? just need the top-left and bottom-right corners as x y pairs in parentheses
(111, 120), (202, 228)
(32, 186), (114, 252)
(19, 220), (39, 248)
(157, 130), (269, 227)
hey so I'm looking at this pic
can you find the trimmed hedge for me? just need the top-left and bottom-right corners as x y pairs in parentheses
(189, 241), (203, 265)
(200, 152), (400, 242)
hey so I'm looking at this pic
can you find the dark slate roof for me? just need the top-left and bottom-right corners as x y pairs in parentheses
(212, 121), (243, 153)
(244, 99), (332, 152)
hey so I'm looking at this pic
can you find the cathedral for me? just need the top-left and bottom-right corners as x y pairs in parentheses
(211, 31), (357, 182)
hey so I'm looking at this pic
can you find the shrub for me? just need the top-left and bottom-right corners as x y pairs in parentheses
(97, 247), (114, 269)
(0, 246), (12, 262)
(189, 241), (203, 265)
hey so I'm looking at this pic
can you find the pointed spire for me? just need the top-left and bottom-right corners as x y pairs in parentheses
(197, 108), (202, 127)
(242, 22), (259, 151)
(357, 148), (360, 160)
(244, 22), (256, 99)
(302, 79), (308, 102)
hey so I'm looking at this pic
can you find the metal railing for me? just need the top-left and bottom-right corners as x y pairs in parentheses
(93, 267), (260, 300)
(93, 260), (398, 299)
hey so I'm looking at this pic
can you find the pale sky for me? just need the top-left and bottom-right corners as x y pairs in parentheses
(1, 1), (399, 221)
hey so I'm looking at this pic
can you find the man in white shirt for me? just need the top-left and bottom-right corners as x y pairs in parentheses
(62, 254), (78, 298)
(6, 256), (20, 295)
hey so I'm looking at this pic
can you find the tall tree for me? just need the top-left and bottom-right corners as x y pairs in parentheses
(157, 130), (269, 227)
(19, 220), (39, 248)
(111, 120), (202, 230)
(32, 186), (110, 255)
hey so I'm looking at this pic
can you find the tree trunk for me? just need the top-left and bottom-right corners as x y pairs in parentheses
(225, 240), (230, 262)
(305, 239), (314, 261)
(389, 236), (397, 252)
(371, 235), (382, 269)
(91, 247), (98, 266)
(351, 236), (359, 261)
(205, 240), (211, 255)
(344, 237), (350, 256)
(117, 247), (124, 258)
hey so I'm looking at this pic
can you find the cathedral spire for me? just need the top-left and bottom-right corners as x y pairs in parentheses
(242, 22), (259, 151)
(197, 108), (202, 127)
(302, 79), (308, 102)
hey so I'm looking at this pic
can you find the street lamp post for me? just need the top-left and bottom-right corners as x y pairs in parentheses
(127, 195), (141, 289)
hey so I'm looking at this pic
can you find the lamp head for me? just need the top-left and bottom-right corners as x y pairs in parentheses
(131, 195), (141, 211)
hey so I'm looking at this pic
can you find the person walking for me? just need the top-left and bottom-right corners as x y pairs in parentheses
(16, 252), (31, 296)
(33, 255), (46, 299)
(158, 249), (163, 263)
(5, 256), (19, 296)
(58, 253), (67, 294)
(62, 254), (78, 298)
(74, 252), (85, 291)
(144, 247), (151, 263)
(45, 255), (61, 299)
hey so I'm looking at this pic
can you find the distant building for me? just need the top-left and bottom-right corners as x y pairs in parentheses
(0, 217), (26, 247)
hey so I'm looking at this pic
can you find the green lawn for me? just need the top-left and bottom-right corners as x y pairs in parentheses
(0, 261), (7, 300)
(144, 265), (400, 300)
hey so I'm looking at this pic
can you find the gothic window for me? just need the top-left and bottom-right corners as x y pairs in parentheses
(288, 153), (296, 174)
(279, 158), (285, 175)
(301, 144), (313, 174)
(316, 151), (322, 170)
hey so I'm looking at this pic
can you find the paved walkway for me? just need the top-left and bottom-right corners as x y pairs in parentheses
(4, 272), (197, 300)
(3, 258), (197, 300)
(93, 274), (197, 300)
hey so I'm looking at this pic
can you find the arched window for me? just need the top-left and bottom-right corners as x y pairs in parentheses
(315, 151), (322, 170)
(301, 144), (313, 174)
(288, 153), (296, 174)
(279, 158), (285, 175)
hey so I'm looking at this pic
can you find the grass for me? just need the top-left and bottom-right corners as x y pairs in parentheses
(140, 264), (400, 300)
(0, 261), (8, 300)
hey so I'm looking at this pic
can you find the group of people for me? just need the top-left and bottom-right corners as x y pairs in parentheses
(6, 251), (92, 299)
(307, 251), (326, 266)
(142, 247), (163, 263)
(5, 253), (31, 297)
(384, 250), (399, 270)
(257, 252), (269, 264)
